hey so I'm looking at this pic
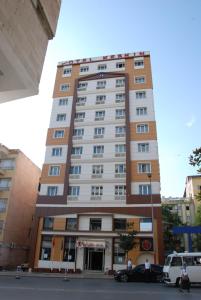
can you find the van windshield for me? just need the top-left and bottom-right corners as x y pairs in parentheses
(171, 257), (182, 266)
(165, 256), (171, 266)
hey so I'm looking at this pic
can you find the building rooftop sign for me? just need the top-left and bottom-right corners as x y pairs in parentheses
(58, 51), (150, 67)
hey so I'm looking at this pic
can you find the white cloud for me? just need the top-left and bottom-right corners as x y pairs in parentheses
(186, 116), (196, 128)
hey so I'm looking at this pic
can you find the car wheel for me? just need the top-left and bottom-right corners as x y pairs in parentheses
(121, 274), (128, 282)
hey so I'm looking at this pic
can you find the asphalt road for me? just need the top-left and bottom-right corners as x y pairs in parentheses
(0, 277), (201, 300)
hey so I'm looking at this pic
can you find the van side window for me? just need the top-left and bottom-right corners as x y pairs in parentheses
(183, 256), (194, 266)
(171, 257), (182, 266)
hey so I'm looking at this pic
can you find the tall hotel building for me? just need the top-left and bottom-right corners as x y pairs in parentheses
(33, 52), (163, 272)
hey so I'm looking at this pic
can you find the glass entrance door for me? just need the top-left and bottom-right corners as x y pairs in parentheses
(84, 248), (104, 271)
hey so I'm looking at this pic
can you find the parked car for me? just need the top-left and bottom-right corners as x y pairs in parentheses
(114, 264), (163, 282)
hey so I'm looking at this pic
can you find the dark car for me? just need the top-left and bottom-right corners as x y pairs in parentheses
(114, 264), (163, 282)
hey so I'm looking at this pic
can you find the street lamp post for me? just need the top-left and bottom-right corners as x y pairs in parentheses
(147, 173), (155, 263)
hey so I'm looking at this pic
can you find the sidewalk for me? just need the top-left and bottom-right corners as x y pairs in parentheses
(0, 270), (114, 279)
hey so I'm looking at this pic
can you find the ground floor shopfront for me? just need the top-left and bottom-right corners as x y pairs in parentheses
(33, 215), (158, 272)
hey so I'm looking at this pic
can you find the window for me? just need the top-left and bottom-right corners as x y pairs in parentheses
(140, 218), (152, 231)
(95, 110), (105, 120)
(171, 257), (182, 266)
(47, 186), (58, 196)
(114, 219), (127, 230)
(115, 164), (126, 174)
(80, 66), (89, 73)
(116, 93), (125, 103)
(66, 218), (77, 231)
(0, 220), (4, 233)
(52, 147), (62, 156)
(91, 186), (103, 196)
(115, 144), (126, 153)
(68, 186), (80, 196)
(138, 143), (149, 152)
(114, 238), (126, 264)
(116, 62), (125, 69)
(63, 237), (76, 262)
(93, 145), (104, 154)
(59, 98), (68, 105)
(139, 184), (151, 195)
(56, 114), (66, 121)
(116, 109), (125, 119)
(73, 128), (84, 137)
(54, 130), (64, 138)
(40, 235), (52, 260)
(0, 199), (7, 212)
(135, 76), (145, 84)
(0, 178), (11, 189)
(98, 64), (107, 70)
(136, 91), (146, 99)
(134, 60), (144, 68)
(70, 166), (81, 175)
(0, 159), (15, 169)
(138, 163), (151, 173)
(71, 147), (83, 155)
(77, 82), (88, 91)
(49, 166), (60, 176)
(116, 78), (125, 87)
(76, 97), (86, 106)
(43, 217), (54, 230)
(60, 84), (70, 91)
(75, 112), (85, 121)
(136, 124), (149, 133)
(96, 95), (106, 104)
(63, 68), (72, 76)
(94, 127), (105, 137)
(115, 126), (126, 137)
(136, 107), (147, 115)
(96, 80), (106, 89)
(115, 186), (126, 196)
(90, 218), (102, 231)
(92, 165), (103, 175)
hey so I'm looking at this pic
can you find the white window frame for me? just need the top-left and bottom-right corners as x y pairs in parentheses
(137, 143), (149, 152)
(70, 166), (81, 175)
(49, 166), (60, 176)
(115, 126), (126, 137)
(93, 145), (104, 154)
(91, 186), (103, 196)
(63, 68), (72, 76)
(115, 144), (126, 153)
(80, 66), (89, 73)
(115, 164), (126, 174)
(137, 163), (151, 173)
(115, 185), (126, 196)
(96, 80), (106, 89)
(136, 107), (147, 115)
(54, 130), (65, 138)
(136, 124), (149, 133)
(75, 112), (85, 122)
(59, 98), (68, 106)
(96, 95), (106, 104)
(116, 78), (125, 87)
(116, 62), (125, 69)
(60, 84), (70, 91)
(136, 91), (146, 99)
(95, 110), (105, 120)
(77, 82), (88, 91)
(92, 165), (103, 175)
(94, 127), (105, 137)
(139, 184), (151, 195)
(52, 147), (62, 156)
(47, 186), (58, 196)
(116, 93), (125, 103)
(135, 76), (146, 84)
(116, 109), (125, 119)
(134, 58), (144, 69)
(97, 64), (107, 70)
(68, 186), (80, 196)
(73, 128), (84, 137)
(56, 114), (66, 122)
(76, 97), (87, 106)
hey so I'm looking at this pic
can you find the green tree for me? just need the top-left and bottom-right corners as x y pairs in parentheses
(119, 227), (138, 259)
(189, 147), (201, 173)
(162, 206), (184, 255)
(189, 147), (201, 250)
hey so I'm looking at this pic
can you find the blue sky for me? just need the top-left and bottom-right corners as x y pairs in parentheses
(0, 0), (201, 197)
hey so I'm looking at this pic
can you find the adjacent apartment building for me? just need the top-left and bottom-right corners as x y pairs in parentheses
(0, 144), (40, 268)
(33, 52), (163, 272)
(184, 175), (201, 211)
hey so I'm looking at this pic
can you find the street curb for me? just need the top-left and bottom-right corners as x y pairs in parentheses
(0, 271), (114, 279)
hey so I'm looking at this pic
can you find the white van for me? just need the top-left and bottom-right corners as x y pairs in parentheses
(163, 252), (201, 286)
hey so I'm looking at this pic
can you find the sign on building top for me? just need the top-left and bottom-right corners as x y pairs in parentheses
(58, 51), (150, 67)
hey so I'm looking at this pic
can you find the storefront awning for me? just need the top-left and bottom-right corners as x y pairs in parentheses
(76, 240), (105, 248)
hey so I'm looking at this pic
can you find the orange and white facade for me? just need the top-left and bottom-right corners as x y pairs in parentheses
(33, 52), (164, 272)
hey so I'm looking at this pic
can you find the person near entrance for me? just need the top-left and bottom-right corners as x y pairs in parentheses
(179, 263), (190, 293)
(144, 258), (151, 282)
(127, 258), (132, 270)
